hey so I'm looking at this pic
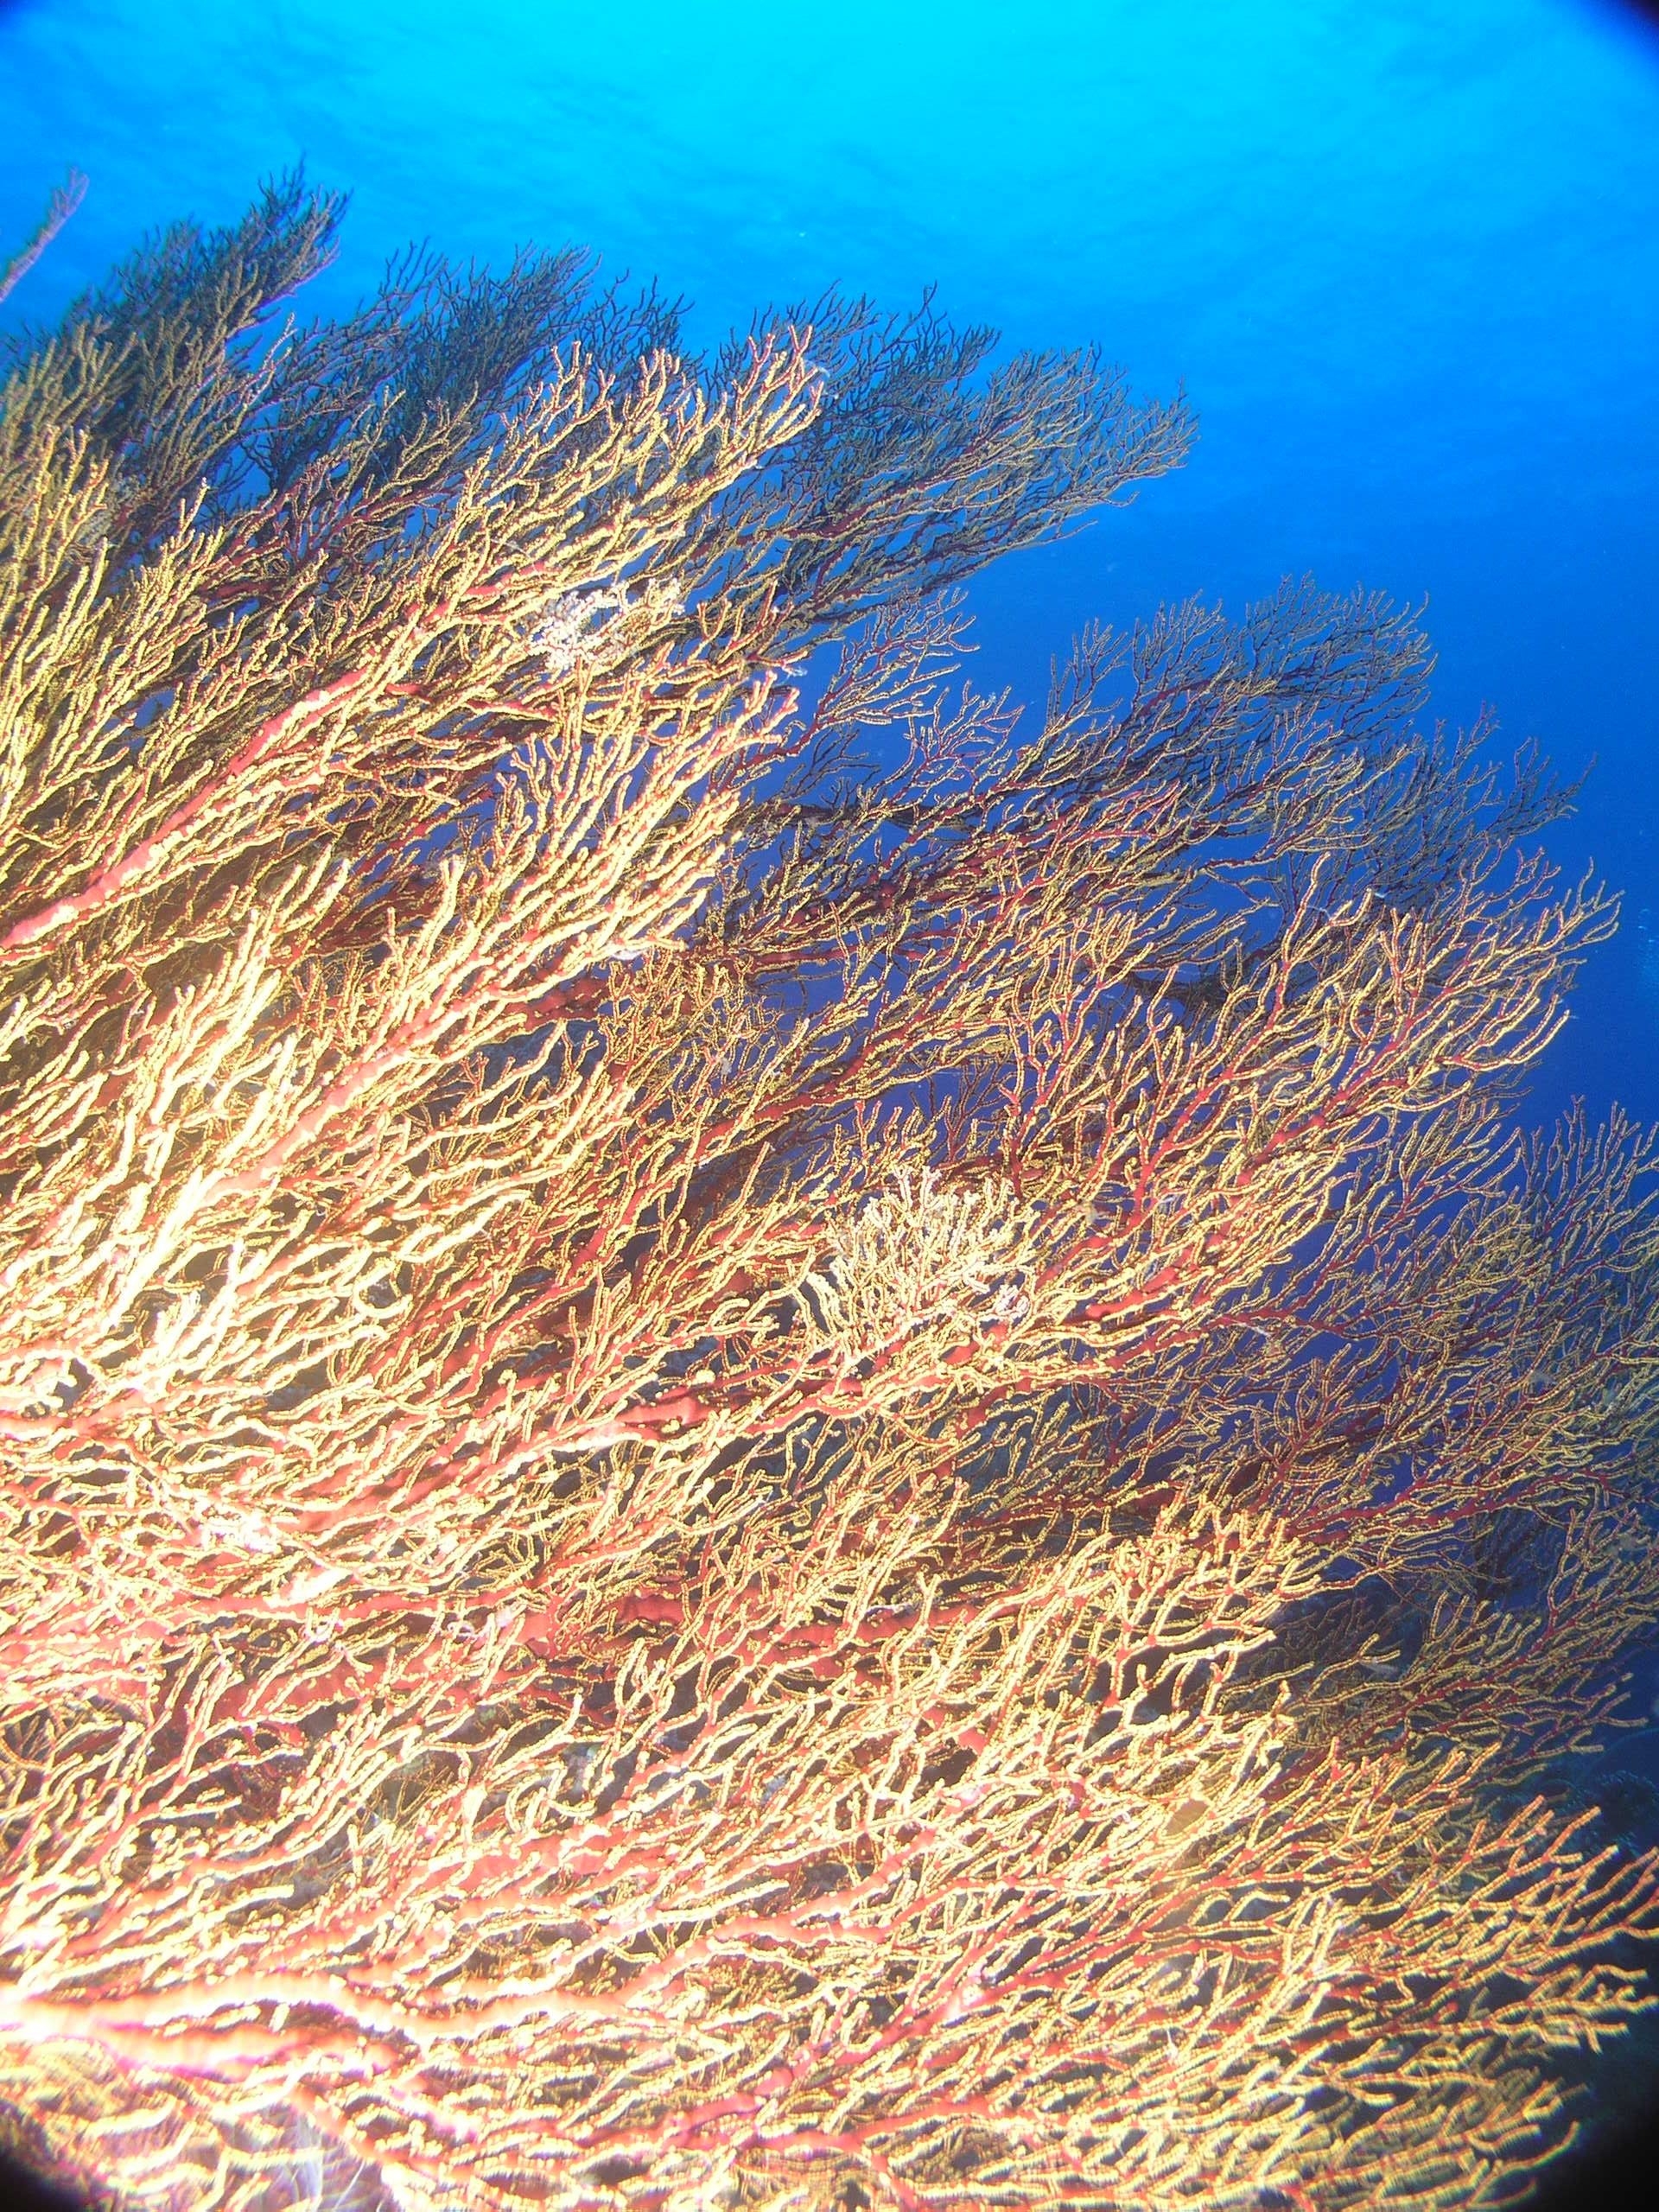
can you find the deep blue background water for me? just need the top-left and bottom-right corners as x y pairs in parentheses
(4, 0), (1656, 1137)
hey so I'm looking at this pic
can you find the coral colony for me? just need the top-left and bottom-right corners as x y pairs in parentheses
(3, 171), (1659, 2210)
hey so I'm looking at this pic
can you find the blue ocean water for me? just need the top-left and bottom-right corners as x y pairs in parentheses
(3, 0), (1659, 2202)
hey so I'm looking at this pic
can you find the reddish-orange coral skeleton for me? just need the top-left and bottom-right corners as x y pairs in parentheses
(2, 168), (1659, 2212)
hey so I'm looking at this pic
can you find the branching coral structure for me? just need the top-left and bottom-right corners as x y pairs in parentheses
(3, 171), (1659, 2212)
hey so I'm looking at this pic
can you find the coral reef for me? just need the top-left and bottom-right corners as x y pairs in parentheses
(3, 173), (1658, 2211)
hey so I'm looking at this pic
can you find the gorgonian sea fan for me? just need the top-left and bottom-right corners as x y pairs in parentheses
(3, 170), (1659, 2212)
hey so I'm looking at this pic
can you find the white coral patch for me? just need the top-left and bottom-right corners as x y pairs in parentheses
(807, 1165), (1029, 1358)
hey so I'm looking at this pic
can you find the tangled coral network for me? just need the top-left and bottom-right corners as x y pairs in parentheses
(3, 169), (1659, 2212)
